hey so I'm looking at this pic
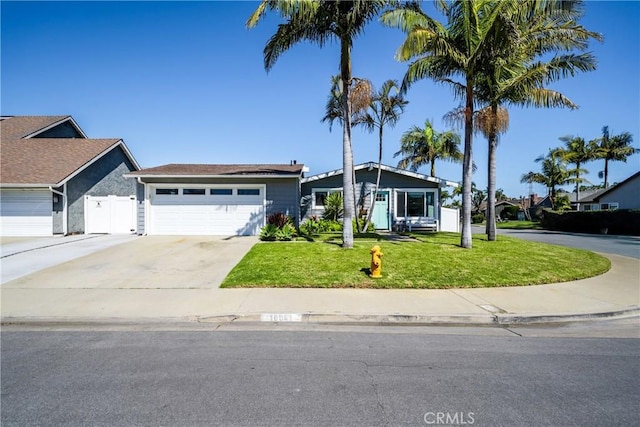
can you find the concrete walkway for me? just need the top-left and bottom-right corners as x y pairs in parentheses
(1, 249), (638, 326)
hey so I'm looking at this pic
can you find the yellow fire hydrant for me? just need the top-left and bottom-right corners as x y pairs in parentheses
(370, 245), (383, 278)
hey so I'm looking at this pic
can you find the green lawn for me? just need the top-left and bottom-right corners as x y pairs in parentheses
(221, 233), (610, 289)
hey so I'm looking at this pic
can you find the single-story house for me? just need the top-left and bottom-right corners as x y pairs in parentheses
(0, 115), (140, 236)
(567, 171), (640, 211)
(301, 162), (460, 232)
(125, 163), (305, 236)
(480, 200), (520, 219)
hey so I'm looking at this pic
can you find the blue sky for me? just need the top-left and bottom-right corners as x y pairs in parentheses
(2, 1), (639, 199)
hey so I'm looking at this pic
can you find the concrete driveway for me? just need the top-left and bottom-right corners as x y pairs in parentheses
(1, 235), (138, 284)
(1, 235), (258, 289)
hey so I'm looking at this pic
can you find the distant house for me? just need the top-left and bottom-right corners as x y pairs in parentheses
(559, 172), (640, 211)
(300, 162), (460, 232)
(581, 171), (640, 211)
(0, 116), (140, 236)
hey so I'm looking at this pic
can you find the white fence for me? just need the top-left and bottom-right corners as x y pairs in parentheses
(440, 207), (460, 232)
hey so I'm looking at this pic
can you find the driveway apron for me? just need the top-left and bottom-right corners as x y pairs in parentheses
(1, 235), (138, 284)
(1, 236), (258, 289)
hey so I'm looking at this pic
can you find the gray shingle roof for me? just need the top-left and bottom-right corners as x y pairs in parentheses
(130, 164), (305, 176)
(0, 116), (127, 185)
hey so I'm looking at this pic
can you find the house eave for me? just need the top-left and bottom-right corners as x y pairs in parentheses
(127, 174), (302, 180)
(301, 162), (459, 187)
(0, 183), (56, 188)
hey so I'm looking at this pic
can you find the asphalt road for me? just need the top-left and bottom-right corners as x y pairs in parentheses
(474, 226), (640, 259)
(2, 326), (639, 426)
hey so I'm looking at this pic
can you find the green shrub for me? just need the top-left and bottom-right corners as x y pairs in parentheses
(540, 209), (640, 236)
(319, 219), (342, 232)
(472, 213), (485, 224)
(353, 218), (375, 233)
(323, 192), (344, 221)
(276, 223), (296, 241)
(259, 224), (279, 241)
(299, 218), (321, 236)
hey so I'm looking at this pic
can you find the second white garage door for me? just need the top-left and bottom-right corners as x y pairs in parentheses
(0, 189), (52, 236)
(149, 186), (265, 236)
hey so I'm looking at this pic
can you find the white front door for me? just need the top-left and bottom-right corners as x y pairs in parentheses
(0, 189), (53, 236)
(85, 195), (137, 234)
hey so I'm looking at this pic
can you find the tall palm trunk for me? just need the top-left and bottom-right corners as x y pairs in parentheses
(340, 40), (355, 248)
(603, 158), (609, 188)
(430, 159), (436, 177)
(485, 104), (498, 241)
(461, 80), (474, 249)
(363, 126), (384, 232)
(575, 160), (581, 210)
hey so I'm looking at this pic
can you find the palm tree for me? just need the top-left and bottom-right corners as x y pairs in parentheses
(247, 0), (392, 248)
(443, 1), (600, 241)
(383, 1), (530, 248)
(383, 0), (601, 248)
(556, 135), (597, 208)
(321, 74), (373, 232)
(591, 126), (638, 188)
(394, 120), (463, 177)
(520, 149), (584, 208)
(359, 79), (408, 231)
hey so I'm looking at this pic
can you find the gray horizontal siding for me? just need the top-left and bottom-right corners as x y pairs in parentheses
(301, 169), (440, 223)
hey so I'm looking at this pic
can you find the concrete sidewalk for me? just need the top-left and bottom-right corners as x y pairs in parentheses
(1, 252), (638, 326)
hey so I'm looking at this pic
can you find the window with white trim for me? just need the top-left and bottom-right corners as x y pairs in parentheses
(600, 202), (619, 210)
(311, 189), (342, 209)
(396, 190), (436, 218)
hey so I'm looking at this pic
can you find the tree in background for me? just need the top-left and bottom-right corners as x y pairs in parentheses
(383, 0), (600, 248)
(321, 74), (374, 232)
(555, 135), (598, 209)
(520, 149), (584, 209)
(394, 119), (463, 177)
(247, 0), (393, 248)
(359, 79), (408, 232)
(591, 126), (637, 188)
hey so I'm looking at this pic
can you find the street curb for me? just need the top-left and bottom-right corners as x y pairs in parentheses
(2, 307), (638, 329)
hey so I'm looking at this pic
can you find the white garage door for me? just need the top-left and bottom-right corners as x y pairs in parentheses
(149, 186), (265, 236)
(0, 189), (53, 236)
(85, 195), (137, 234)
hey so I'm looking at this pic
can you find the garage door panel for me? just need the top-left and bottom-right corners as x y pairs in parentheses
(0, 189), (52, 236)
(150, 188), (265, 236)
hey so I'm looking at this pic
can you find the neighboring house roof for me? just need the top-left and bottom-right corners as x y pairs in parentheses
(0, 115), (139, 186)
(559, 188), (607, 203)
(0, 115), (87, 139)
(127, 164), (305, 178)
(302, 162), (459, 187)
(480, 200), (518, 212)
(592, 171), (640, 202)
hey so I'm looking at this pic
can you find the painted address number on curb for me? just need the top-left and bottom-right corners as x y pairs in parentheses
(260, 313), (303, 322)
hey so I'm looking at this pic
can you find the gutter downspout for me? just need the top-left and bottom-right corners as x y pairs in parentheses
(49, 186), (67, 235)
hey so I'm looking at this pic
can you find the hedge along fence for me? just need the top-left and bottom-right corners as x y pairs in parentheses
(540, 209), (640, 236)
